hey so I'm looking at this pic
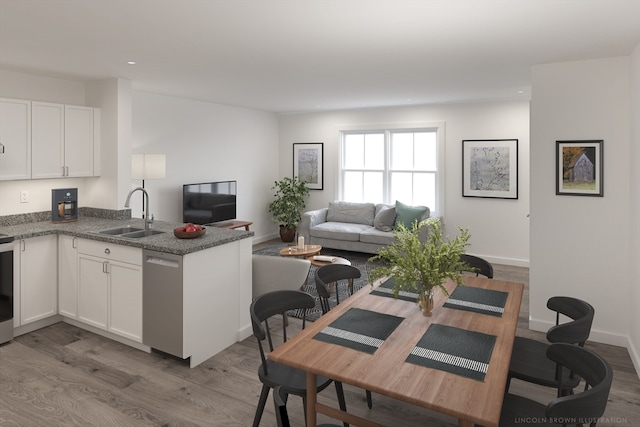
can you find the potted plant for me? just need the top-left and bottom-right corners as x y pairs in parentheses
(369, 217), (471, 316)
(268, 176), (310, 242)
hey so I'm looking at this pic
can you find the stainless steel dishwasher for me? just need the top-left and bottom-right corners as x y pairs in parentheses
(143, 249), (184, 357)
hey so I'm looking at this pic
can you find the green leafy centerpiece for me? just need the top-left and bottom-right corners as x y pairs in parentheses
(369, 217), (471, 316)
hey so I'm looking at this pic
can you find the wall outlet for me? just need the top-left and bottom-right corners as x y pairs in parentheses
(20, 190), (29, 203)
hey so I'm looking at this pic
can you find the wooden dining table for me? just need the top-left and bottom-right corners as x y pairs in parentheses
(268, 275), (524, 427)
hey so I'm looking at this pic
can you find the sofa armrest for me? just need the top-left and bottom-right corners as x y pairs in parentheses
(299, 208), (328, 241)
(418, 216), (442, 242)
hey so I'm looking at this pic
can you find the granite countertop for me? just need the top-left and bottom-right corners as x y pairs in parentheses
(0, 217), (254, 256)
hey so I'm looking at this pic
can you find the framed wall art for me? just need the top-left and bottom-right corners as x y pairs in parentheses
(462, 139), (518, 199)
(556, 140), (603, 197)
(293, 142), (323, 190)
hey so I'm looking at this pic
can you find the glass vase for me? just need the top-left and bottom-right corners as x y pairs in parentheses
(420, 288), (435, 317)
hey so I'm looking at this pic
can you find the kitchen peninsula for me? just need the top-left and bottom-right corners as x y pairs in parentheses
(0, 210), (253, 368)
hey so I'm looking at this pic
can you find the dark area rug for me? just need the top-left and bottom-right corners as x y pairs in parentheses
(253, 243), (383, 321)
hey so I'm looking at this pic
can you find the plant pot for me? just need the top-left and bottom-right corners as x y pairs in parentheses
(279, 225), (297, 242)
(419, 288), (435, 317)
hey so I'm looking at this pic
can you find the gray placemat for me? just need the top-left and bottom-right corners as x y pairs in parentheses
(313, 307), (405, 354)
(406, 323), (497, 381)
(370, 277), (419, 302)
(443, 286), (508, 317)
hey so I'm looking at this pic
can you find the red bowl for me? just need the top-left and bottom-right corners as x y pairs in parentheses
(174, 227), (206, 239)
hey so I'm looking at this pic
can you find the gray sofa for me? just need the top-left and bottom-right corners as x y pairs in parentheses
(299, 201), (431, 254)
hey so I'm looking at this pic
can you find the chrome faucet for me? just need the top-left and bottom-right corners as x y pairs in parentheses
(125, 187), (154, 231)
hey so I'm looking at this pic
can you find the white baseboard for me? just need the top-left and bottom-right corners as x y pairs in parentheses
(530, 318), (639, 379)
(13, 315), (62, 337)
(237, 323), (252, 342)
(530, 318), (629, 347)
(466, 254), (529, 268)
(627, 337), (640, 381)
(63, 317), (151, 353)
(252, 232), (279, 245)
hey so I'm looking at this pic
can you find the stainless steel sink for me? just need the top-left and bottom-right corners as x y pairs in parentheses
(95, 226), (165, 238)
(97, 226), (144, 235)
(119, 229), (166, 238)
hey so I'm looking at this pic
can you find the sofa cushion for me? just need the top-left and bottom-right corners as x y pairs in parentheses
(310, 222), (371, 242)
(374, 206), (396, 232)
(395, 200), (429, 228)
(360, 227), (397, 246)
(327, 201), (376, 226)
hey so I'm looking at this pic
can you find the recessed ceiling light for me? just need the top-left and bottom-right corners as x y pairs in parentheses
(127, 61), (136, 65)
(517, 90), (524, 94)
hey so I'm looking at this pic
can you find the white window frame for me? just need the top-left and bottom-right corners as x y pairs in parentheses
(338, 122), (446, 218)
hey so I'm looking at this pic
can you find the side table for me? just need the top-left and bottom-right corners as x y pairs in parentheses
(279, 244), (322, 258)
(209, 220), (252, 231)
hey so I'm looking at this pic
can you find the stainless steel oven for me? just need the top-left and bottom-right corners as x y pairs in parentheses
(0, 234), (15, 345)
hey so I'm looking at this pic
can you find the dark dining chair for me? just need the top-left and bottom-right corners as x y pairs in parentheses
(460, 253), (494, 278)
(507, 296), (595, 396)
(500, 343), (612, 427)
(250, 290), (347, 427)
(273, 386), (342, 427)
(315, 264), (361, 306)
(315, 270), (373, 410)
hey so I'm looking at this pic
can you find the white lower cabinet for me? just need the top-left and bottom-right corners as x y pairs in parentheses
(77, 239), (142, 343)
(108, 261), (143, 341)
(58, 235), (78, 318)
(19, 235), (58, 325)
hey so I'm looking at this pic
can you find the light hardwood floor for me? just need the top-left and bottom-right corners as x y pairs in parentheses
(1, 243), (638, 426)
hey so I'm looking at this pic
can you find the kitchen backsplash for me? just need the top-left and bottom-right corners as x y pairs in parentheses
(0, 208), (131, 227)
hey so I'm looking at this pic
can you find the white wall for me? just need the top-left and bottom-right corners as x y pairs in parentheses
(0, 69), (86, 105)
(629, 44), (640, 375)
(131, 91), (280, 241)
(530, 56), (633, 352)
(278, 100), (530, 266)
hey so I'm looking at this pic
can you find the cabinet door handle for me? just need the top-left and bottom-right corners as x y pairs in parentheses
(104, 248), (110, 255)
(103, 261), (109, 274)
(21, 240), (25, 252)
(0, 142), (4, 154)
(72, 237), (77, 249)
(61, 166), (65, 176)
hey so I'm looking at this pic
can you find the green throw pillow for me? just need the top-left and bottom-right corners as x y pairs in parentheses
(394, 200), (428, 229)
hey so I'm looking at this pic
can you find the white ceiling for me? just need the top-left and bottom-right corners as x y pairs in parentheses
(1, 0), (639, 113)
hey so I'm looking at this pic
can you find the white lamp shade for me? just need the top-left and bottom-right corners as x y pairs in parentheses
(132, 153), (166, 179)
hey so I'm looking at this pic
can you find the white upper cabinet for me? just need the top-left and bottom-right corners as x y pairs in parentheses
(32, 102), (98, 179)
(31, 101), (64, 179)
(0, 98), (31, 181)
(64, 105), (95, 177)
(1, 98), (101, 180)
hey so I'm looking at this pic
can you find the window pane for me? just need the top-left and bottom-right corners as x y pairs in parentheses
(363, 172), (383, 203)
(364, 133), (384, 170)
(340, 126), (442, 216)
(414, 173), (435, 210)
(390, 172), (413, 204)
(343, 171), (363, 202)
(344, 134), (364, 169)
(414, 132), (437, 170)
(391, 133), (413, 170)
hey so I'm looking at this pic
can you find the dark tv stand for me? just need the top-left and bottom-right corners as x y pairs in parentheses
(208, 220), (252, 231)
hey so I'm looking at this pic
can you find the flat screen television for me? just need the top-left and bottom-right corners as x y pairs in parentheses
(183, 180), (237, 225)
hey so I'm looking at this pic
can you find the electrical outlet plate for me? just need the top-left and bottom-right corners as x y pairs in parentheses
(20, 190), (28, 203)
